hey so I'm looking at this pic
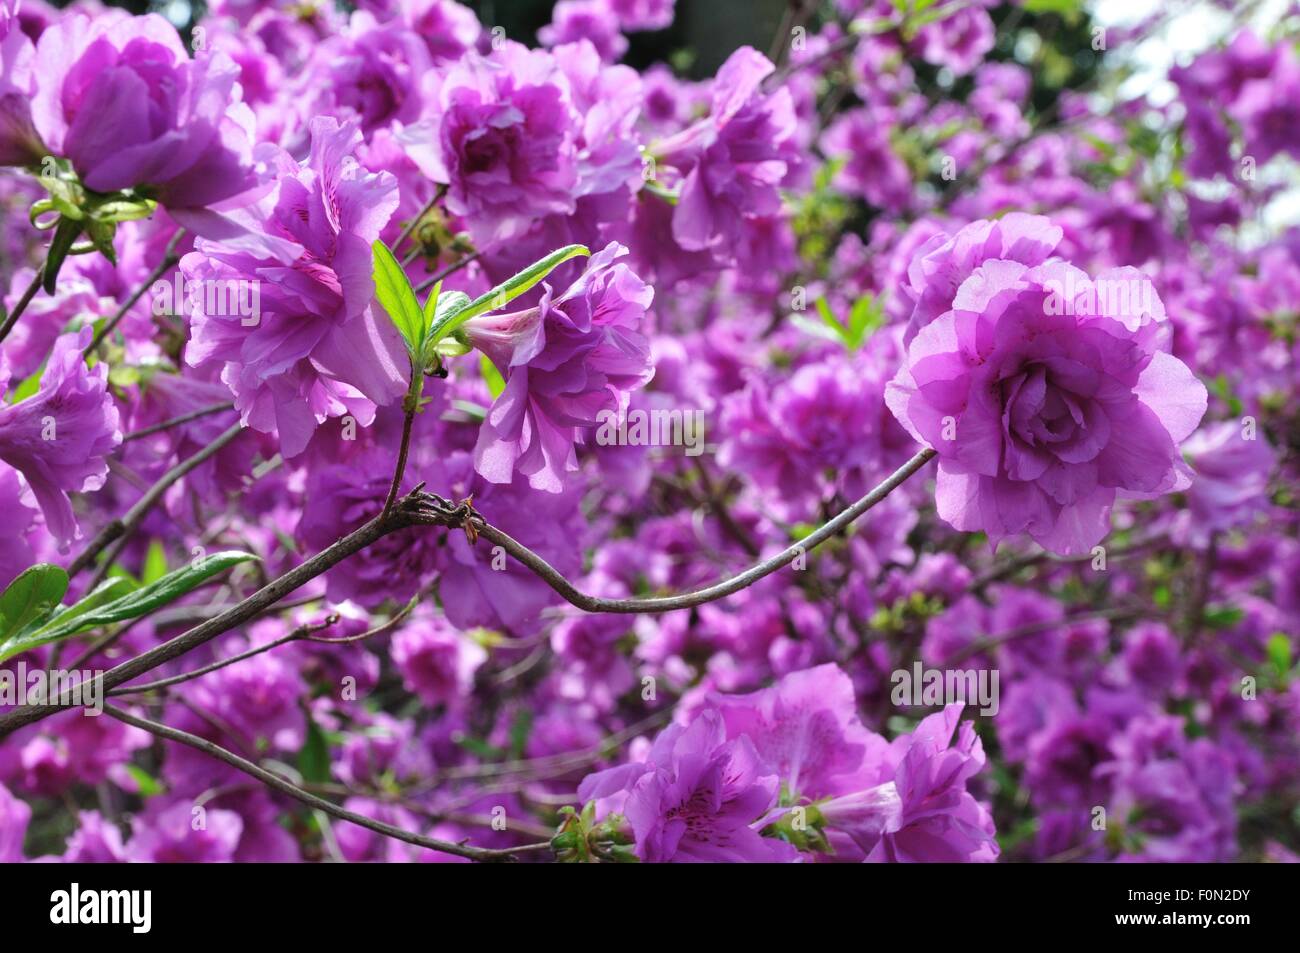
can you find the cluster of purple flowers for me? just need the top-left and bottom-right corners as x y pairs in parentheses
(0, 0), (1296, 866)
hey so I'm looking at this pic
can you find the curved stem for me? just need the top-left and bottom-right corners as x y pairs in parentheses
(0, 268), (44, 346)
(420, 447), (937, 614)
(382, 402), (417, 521)
(414, 250), (481, 295)
(0, 449), (935, 735)
(84, 228), (186, 357)
(101, 704), (547, 862)
(121, 401), (235, 443)
(108, 616), (338, 697)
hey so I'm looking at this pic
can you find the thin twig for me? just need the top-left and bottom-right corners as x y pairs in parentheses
(108, 616), (339, 697)
(0, 452), (934, 734)
(0, 268), (43, 346)
(101, 704), (548, 862)
(389, 188), (444, 256)
(968, 532), (1168, 591)
(945, 606), (1152, 666)
(414, 251), (481, 295)
(84, 228), (186, 356)
(71, 422), (245, 584)
(121, 401), (236, 443)
(413, 447), (937, 614)
(0, 494), (444, 736)
(381, 401), (417, 522)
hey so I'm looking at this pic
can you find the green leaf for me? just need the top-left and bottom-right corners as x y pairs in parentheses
(43, 215), (85, 293)
(815, 297), (847, 335)
(508, 707), (533, 760)
(0, 564), (69, 646)
(141, 539), (167, 585)
(1203, 605), (1245, 630)
(1023, 0), (1082, 13)
(298, 719), (332, 785)
(24, 577), (135, 640)
(372, 240), (425, 359)
(89, 197), (158, 224)
(427, 244), (589, 349)
(421, 279), (444, 326)
(480, 354), (506, 399)
(124, 764), (164, 797)
(0, 551), (257, 663)
(1267, 633), (1292, 678)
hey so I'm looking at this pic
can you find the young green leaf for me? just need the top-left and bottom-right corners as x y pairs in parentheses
(298, 718), (332, 785)
(427, 244), (589, 349)
(480, 354), (506, 399)
(372, 240), (425, 358)
(24, 577), (135, 641)
(141, 539), (167, 585)
(0, 564), (69, 645)
(421, 279), (444, 326)
(0, 551), (257, 663)
(43, 215), (85, 293)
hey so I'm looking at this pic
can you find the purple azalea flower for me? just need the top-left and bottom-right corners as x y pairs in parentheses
(2, 268), (113, 381)
(707, 663), (892, 799)
(911, 5), (995, 77)
(607, 0), (675, 32)
(822, 108), (912, 212)
(886, 250), (1208, 555)
(296, 444), (447, 605)
(656, 46), (800, 258)
(28, 11), (258, 222)
(720, 352), (894, 508)
(539, 1), (628, 63)
(0, 2), (41, 167)
(390, 611), (487, 709)
(408, 39), (583, 244)
(0, 469), (39, 590)
(12, 708), (150, 796)
(174, 637), (306, 753)
(402, 0), (482, 63)
(436, 450), (589, 634)
(550, 611), (637, 711)
(1179, 420), (1277, 541)
(822, 704), (999, 863)
(899, 212), (1063, 345)
(1235, 55), (1300, 164)
(1120, 621), (1183, 697)
(0, 781), (29, 861)
(290, 10), (432, 144)
(578, 709), (794, 862)
(61, 810), (128, 863)
(464, 241), (654, 493)
(183, 117), (407, 458)
(0, 327), (121, 546)
(126, 800), (243, 863)
(1098, 715), (1238, 861)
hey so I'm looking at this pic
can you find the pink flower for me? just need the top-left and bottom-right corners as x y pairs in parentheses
(183, 117), (406, 457)
(821, 704), (998, 863)
(465, 242), (654, 493)
(0, 781), (29, 861)
(390, 612), (487, 709)
(28, 11), (258, 219)
(578, 709), (796, 863)
(708, 662), (891, 799)
(887, 242), (1207, 555)
(0, 327), (122, 546)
